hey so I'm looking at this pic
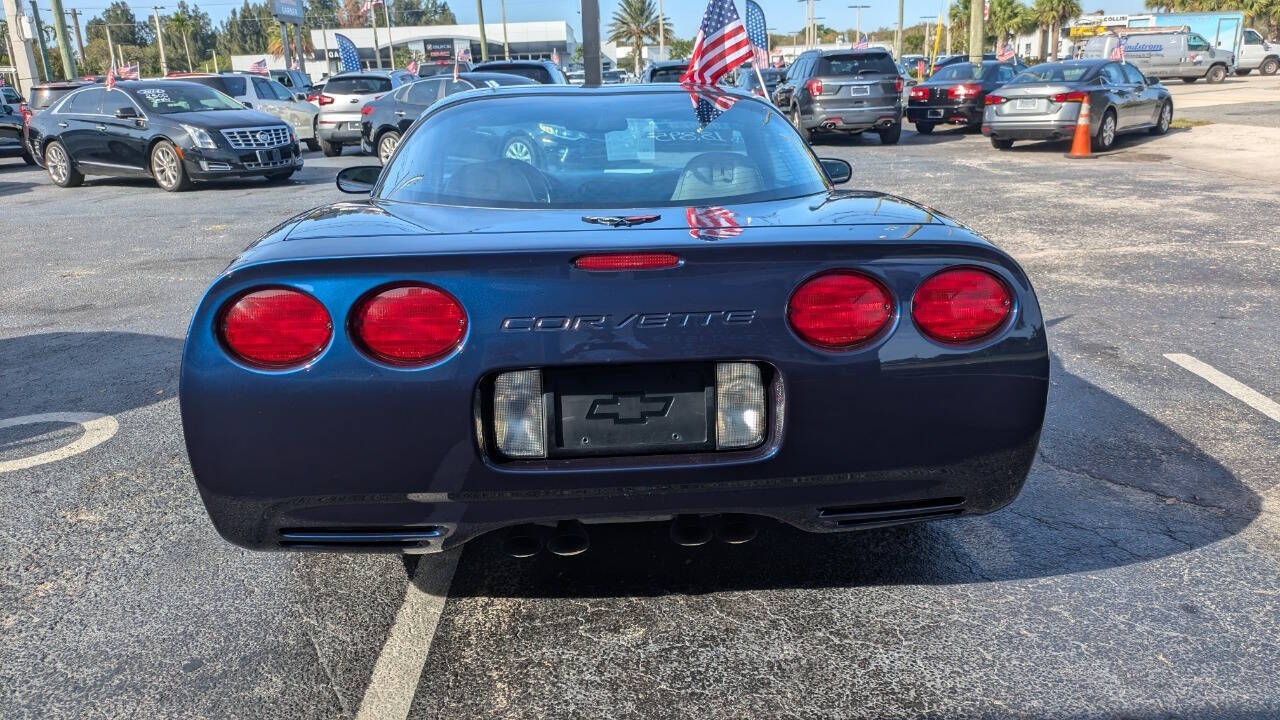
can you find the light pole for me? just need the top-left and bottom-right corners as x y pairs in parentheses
(152, 5), (168, 76)
(894, 0), (903, 59)
(499, 0), (509, 59)
(475, 0), (488, 62)
(968, 0), (983, 63)
(921, 15), (933, 60)
(658, 0), (665, 59)
(848, 4), (869, 44)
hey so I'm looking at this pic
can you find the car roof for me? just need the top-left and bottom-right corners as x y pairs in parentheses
(428, 82), (759, 112)
(329, 70), (406, 78)
(456, 71), (537, 84)
(649, 60), (688, 68)
(474, 59), (555, 67)
(808, 48), (891, 56)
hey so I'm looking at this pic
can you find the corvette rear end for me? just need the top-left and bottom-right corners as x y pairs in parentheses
(180, 85), (1048, 554)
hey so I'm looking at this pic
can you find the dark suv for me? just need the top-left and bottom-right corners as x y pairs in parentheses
(772, 49), (905, 144)
(470, 60), (568, 84)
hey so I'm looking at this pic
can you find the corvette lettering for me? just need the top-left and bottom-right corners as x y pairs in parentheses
(501, 310), (756, 331)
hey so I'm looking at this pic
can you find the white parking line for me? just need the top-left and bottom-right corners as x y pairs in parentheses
(355, 550), (460, 720)
(0, 412), (120, 474)
(1164, 354), (1280, 423)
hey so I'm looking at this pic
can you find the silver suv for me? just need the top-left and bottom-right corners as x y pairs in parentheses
(315, 70), (415, 156)
(771, 49), (905, 145)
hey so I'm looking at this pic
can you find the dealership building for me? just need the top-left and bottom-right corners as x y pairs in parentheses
(306, 21), (577, 77)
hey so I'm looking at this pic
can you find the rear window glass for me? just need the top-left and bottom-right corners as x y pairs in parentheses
(325, 76), (393, 94)
(817, 53), (896, 76)
(648, 66), (688, 82)
(933, 63), (982, 81)
(378, 92), (827, 209)
(475, 64), (552, 83)
(31, 87), (80, 109)
(418, 64), (455, 77)
(1010, 63), (1095, 83)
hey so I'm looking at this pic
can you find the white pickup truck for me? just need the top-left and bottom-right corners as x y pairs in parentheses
(1237, 28), (1279, 75)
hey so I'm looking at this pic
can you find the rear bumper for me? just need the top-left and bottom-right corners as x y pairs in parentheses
(907, 102), (982, 125)
(982, 119), (1078, 141)
(316, 121), (364, 144)
(801, 102), (902, 131)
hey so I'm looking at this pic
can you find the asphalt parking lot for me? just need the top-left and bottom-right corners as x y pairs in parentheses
(2, 76), (1278, 719)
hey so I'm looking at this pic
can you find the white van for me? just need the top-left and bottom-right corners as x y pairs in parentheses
(1236, 28), (1279, 75)
(1082, 31), (1235, 83)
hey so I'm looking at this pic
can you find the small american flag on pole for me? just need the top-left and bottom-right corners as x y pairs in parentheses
(119, 63), (140, 80)
(105, 65), (116, 90)
(459, 47), (472, 63)
(996, 42), (1015, 62)
(405, 59), (418, 74)
(681, 0), (753, 86)
(551, 47), (560, 65)
(853, 34), (870, 49)
(686, 205), (743, 240)
(686, 84), (738, 129)
(1109, 40), (1125, 61)
(249, 58), (269, 75)
(744, 0), (769, 68)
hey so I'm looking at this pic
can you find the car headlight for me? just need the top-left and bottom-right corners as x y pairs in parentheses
(182, 124), (217, 149)
(537, 123), (586, 140)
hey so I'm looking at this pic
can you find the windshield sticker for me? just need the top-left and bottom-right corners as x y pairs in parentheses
(137, 88), (172, 104)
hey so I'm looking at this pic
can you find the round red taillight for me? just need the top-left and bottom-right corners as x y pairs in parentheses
(912, 268), (1012, 343)
(352, 284), (467, 365)
(787, 271), (893, 349)
(220, 288), (332, 368)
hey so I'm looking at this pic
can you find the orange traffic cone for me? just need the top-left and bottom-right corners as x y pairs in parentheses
(1066, 95), (1093, 159)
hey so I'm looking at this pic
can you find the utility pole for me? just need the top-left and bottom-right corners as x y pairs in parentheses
(371, 4), (382, 67)
(499, 0), (509, 59)
(475, 0), (488, 62)
(382, 0), (392, 66)
(49, 0), (76, 78)
(894, 0), (903, 58)
(104, 22), (115, 68)
(279, 21), (292, 70)
(658, 0), (665, 59)
(581, 0), (600, 84)
(152, 6), (168, 75)
(29, 1), (52, 81)
(968, 0), (983, 63)
(68, 8), (86, 68)
(921, 16), (932, 60)
(2, 0), (42, 93)
(848, 4), (869, 43)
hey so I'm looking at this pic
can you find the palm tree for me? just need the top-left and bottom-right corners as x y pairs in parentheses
(168, 11), (195, 70)
(989, 0), (1034, 51)
(1033, 0), (1081, 60)
(606, 0), (672, 76)
(267, 22), (314, 57)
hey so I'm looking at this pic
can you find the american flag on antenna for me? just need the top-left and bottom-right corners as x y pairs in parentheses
(551, 47), (560, 65)
(1109, 39), (1125, 61)
(105, 65), (116, 90)
(290, 58), (299, 70)
(853, 34), (869, 49)
(249, 58), (269, 75)
(686, 205), (743, 240)
(681, 0), (753, 86)
(360, 0), (383, 12)
(996, 42), (1015, 62)
(119, 63), (140, 79)
(744, 0), (769, 68)
(459, 47), (472, 63)
(405, 59), (417, 74)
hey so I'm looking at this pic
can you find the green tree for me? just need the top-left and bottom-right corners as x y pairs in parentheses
(667, 36), (694, 60)
(989, 0), (1034, 49)
(1033, 0), (1081, 59)
(168, 10), (196, 70)
(606, 0), (672, 75)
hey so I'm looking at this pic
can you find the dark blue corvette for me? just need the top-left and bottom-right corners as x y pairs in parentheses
(180, 84), (1048, 556)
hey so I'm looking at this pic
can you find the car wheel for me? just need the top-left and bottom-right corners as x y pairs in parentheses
(1092, 110), (1117, 152)
(502, 135), (542, 168)
(265, 170), (295, 183)
(877, 121), (902, 145)
(321, 138), (342, 157)
(1149, 101), (1172, 135)
(377, 130), (400, 165)
(1206, 65), (1227, 83)
(1234, 68), (1252, 76)
(914, 121), (935, 135)
(991, 137), (1014, 149)
(44, 140), (83, 187)
(1261, 57), (1279, 75)
(304, 138), (320, 152)
(1180, 77), (1197, 83)
(790, 106), (813, 143)
(151, 139), (192, 192)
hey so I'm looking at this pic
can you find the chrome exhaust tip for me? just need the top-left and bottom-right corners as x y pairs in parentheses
(714, 514), (758, 545)
(669, 514), (713, 547)
(546, 519), (589, 557)
(501, 524), (546, 558)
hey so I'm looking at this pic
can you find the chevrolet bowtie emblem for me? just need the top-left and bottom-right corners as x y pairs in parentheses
(586, 392), (674, 425)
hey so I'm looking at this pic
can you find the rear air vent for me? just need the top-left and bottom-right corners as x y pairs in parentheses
(816, 497), (964, 529)
(278, 527), (445, 549)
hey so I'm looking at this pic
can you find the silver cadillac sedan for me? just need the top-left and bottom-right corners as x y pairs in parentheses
(982, 59), (1173, 151)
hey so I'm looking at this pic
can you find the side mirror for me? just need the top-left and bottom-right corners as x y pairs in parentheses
(242, 101), (253, 108)
(1146, 75), (1160, 85)
(819, 157), (852, 185)
(295, 93), (307, 102)
(114, 106), (138, 119)
(336, 165), (381, 194)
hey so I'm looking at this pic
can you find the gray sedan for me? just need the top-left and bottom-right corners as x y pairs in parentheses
(982, 59), (1173, 151)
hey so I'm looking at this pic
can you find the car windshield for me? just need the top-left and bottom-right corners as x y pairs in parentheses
(326, 76), (393, 94)
(129, 83), (244, 113)
(1010, 63), (1096, 83)
(933, 63), (983, 81)
(378, 91), (828, 209)
(817, 53), (896, 75)
(648, 65), (688, 82)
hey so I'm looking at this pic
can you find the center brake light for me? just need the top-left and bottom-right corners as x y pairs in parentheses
(1049, 90), (1089, 103)
(574, 253), (681, 271)
(806, 78), (824, 96)
(948, 83), (982, 100)
(352, 283), (467, 366)
(788, 271), (893, 349)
